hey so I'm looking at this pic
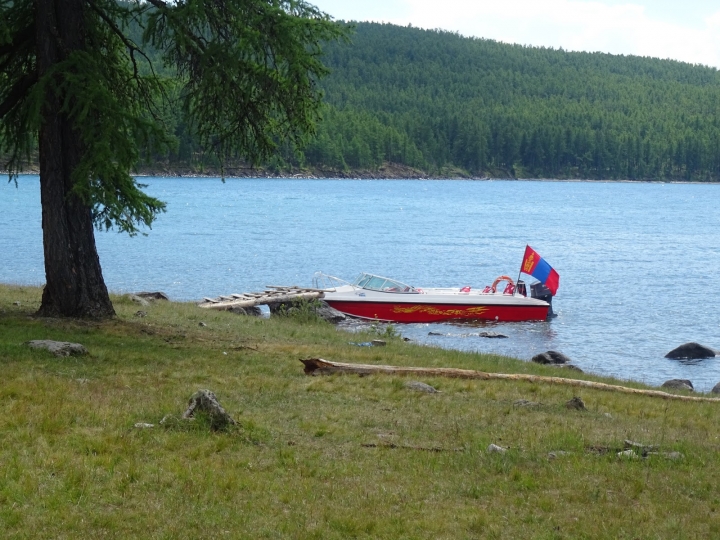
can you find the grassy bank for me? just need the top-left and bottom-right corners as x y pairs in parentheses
(1, 284), (719, 538)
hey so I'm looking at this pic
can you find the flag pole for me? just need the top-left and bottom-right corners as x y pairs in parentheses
(515, 245), (528, 296)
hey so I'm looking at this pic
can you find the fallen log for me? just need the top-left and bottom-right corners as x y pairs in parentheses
(299, 358), (720, 403)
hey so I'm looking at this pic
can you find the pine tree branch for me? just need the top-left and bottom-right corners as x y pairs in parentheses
(0, 71), (38, 120)
(0, 22), (35, 58)
(84, 0), (151, 81)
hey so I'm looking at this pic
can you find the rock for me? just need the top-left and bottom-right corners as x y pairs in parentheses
(371, 339), (386, 347)
(487, 443), (507, 453)
(661, 379), (694, 392)
(556, 364), (584, 372)
(513, 399), (541, 407)
(315, 301), (346, 323)
(135, 291), (169, 301)
(548, 451), (572, 459)
(12, 301), (20, 306)
(617, 449), (640, 459)
(428, 331), (444, 336)
(128, 294), (150, 306)
(712, 382), (720, 394)
(198, 322), (207, 327)
(182, 389), (236, 431)
(624, 440), (659, 453)
(404, 381), (439, 393)
(134, 422), (155, 429)
(665, 342), (717, 360)
(565, 396), (586, 410)
(477, 331), (508, 339)
(27, 340), (88, 357)
(134, 310), (147, 318)
(532, 350), (572, 365)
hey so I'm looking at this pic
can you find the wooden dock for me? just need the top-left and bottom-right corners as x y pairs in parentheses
(197, 285), (326, 310)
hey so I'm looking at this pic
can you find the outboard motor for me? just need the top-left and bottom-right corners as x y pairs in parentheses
(530, 282), (555, 319)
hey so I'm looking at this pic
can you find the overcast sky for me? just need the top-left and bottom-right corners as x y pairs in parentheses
(310, 0), (720, 68)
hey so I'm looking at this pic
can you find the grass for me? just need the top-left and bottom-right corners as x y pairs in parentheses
(1, 284), (720, 538)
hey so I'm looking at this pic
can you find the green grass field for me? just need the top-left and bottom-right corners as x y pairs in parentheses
(1, 284), (718, 539)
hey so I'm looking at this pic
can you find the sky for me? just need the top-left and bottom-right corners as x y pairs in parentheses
(310, 0), (720, 69)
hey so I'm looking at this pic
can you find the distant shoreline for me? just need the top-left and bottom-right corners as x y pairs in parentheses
(5, 166), (720, 184)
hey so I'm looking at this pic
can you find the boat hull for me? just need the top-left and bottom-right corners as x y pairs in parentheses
(324, 299), (549, 323)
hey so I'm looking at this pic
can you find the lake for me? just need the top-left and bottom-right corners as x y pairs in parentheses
(3, 175), (719, 390)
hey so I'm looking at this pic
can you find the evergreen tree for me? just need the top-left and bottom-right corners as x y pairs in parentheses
(0, 0), (345, 317)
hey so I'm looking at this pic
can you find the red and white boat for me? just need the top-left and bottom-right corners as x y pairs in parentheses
(313, 272), (554, 323)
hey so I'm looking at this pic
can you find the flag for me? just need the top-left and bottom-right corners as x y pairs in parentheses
(520, 245), (559, 295)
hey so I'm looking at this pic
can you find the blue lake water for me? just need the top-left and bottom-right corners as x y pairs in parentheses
(3, 175), (720, 390)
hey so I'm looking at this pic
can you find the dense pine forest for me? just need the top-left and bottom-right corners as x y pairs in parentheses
(9, 19), (720, 181)
(301, 22), (720, 180)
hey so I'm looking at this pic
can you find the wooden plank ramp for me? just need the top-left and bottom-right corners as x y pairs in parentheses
(198, 286), (326, 310)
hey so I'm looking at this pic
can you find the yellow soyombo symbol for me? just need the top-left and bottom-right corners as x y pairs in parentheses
(392, 305), (489, 317)
(522, 253), (535, 273)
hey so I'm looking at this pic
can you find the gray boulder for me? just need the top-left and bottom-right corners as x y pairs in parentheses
(665, 342), (717, 360)
(135, 291), (169, 301)
(27, 340), (88, 357)
(128, 294), (150, 306)
(532, 350), (572, 365)
(711, 382), (720, 394)
(661, 379), (694, 392)
(315, 301), (346, 323)
(183, 389), (236, 431)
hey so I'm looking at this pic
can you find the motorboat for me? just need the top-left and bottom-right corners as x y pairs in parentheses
(313, 272), (554, 323)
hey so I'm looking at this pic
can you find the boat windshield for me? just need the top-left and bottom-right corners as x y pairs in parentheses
(352, 273), (419, 293)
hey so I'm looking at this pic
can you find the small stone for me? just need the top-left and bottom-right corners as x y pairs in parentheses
(428, 332), (445, 336)
(604, 412), (613, 419)
(513, 399), (541, 407)
(13, 301), (20, 306)
(134, 422), (155, 429)
(624, 440), (658, 453)
(548, 451), (572, 459)
(371, 340), (386, 346)
(27, 340), (88, 357)
(477, 331), (509, 338)
(487, 443), (507, 453)
(661, 379), (694, 392)
(134, 310), (147, 318)
(617, 449), (640, 459)
(199, 322), (207, 327)
(557, 364), (584, 372)
(565, 396), (586, 410)
(404, 381), (439, 393)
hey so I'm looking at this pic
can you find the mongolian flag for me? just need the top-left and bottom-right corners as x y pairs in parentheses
(520, 245), (559, 295)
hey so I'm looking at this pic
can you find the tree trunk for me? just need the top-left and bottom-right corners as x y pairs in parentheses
(34, 0), (115, 318)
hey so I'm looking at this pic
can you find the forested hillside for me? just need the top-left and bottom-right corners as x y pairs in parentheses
(8, 18), (720, 181)
(299, 22), (720, 180)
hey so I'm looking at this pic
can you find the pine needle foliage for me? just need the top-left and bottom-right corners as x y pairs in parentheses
(0, 0), (347, 234)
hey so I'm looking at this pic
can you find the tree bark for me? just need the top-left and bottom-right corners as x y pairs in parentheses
(34, 0), (115, 318)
